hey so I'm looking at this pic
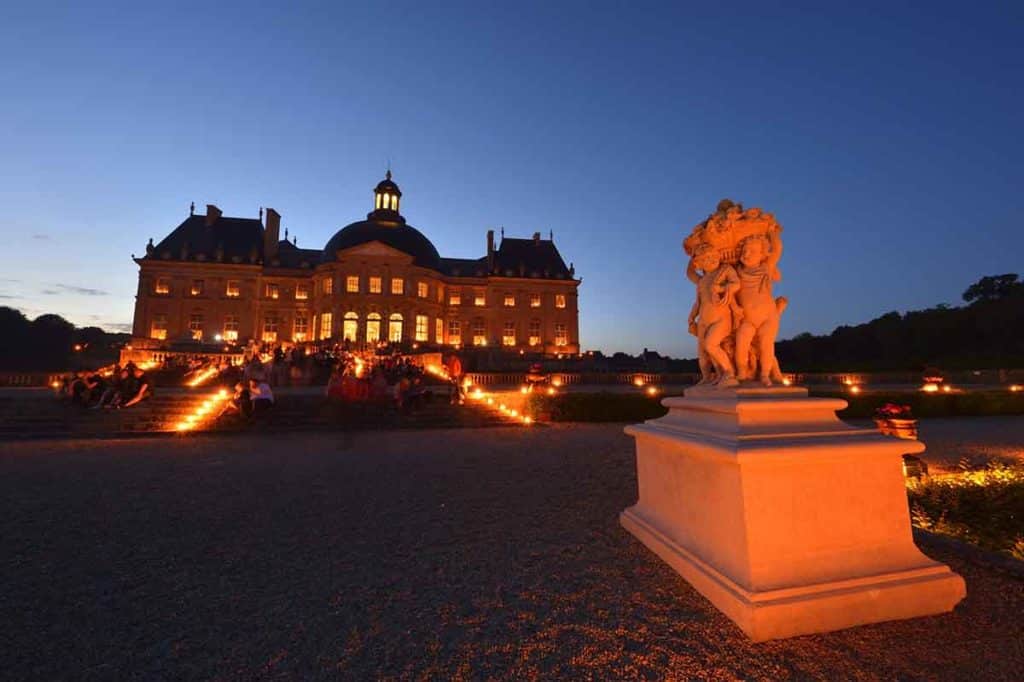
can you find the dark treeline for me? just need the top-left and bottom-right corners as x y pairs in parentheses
(776, 274), (1024, 372)
(0, 307), (128, 371)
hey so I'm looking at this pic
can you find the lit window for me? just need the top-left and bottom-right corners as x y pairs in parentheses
(150, 314), (167, 340)
(503, 294), (515, 307)
(262, 316), (278, 343)
(415, 314), (429, 342)
(226, 280), (240, 298)
(369, 276), (382, 294)
(391, 278), (404, 295)
(266, 283), (279, 300)
(224, 315), (239, 342)
(383, 193), (390, 210)
(293, 315), (308, 341)
(473, 320), (487, 346)
(319, 312), (333, 340)
(388, 313), (403, 342)
(189, 314), (204, 340)
(530, 294), (541, 308)
(555, 323), (568, 346)
(295, 284), (309, 300)
(343, 312), (358, 342)
(323, 278), (334, 295)
(417, 282), (428, 298)
(190, 280), (204, 296)
(475, 291), (486, 307)
(449, 290), (461, 306)
(346, 276), (359, 293)
(447, 319), (461, 346)
(555, 294), (566, 309)
(502, 321), (516, 346)
(366, 313), (381, 342)
(529, 321), (541, 347)
(435, 318), (444, 344)
(154, 278), (170, 295)
(375, 193), (381, 210)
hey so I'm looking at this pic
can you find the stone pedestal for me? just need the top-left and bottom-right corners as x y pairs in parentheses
(621, 385), (965, 642)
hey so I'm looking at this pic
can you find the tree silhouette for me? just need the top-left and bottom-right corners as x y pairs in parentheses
(962, 273), (1021, 304)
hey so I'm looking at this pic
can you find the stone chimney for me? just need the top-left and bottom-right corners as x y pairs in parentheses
(205, 204), (222, 226)
(533, 231), (541, 244)
(264, 208), (281, 262)
(486, 229), (495, 272)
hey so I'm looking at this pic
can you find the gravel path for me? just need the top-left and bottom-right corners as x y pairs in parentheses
(2, 426), (1023, 680)
(845, 416), (1024, 472)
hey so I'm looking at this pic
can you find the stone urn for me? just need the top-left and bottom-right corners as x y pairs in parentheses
(874, 417), (919, 440)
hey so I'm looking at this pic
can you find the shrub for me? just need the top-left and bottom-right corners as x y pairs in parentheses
(906, 462), (1024, 559)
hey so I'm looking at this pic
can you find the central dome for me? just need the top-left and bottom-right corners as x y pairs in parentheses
(322, 219), (441, 269)
(322, 171), (441, 270)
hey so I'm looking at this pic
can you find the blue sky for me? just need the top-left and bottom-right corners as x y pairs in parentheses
(1, 1), (1021, 356)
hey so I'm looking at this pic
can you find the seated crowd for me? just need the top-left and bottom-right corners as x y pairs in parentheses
(57, 362), (152, 409)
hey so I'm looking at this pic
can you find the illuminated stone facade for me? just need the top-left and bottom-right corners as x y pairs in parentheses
(131, 173), (581, 354)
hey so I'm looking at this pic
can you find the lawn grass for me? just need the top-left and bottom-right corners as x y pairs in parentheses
(817, 389), (1024, 418)
(524, 388), (1024, 422)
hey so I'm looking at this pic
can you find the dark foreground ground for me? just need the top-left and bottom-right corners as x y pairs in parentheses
(2, 426), (1023, 681)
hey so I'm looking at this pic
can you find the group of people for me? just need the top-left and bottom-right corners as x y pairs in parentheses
(325, 353), (435, 413)
(57, 363), (152, 409)
(216, 356), (276, 421)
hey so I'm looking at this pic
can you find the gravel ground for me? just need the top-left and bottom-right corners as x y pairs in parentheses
(2, 425), (1023, 680)
(844, 416), (1024, 472)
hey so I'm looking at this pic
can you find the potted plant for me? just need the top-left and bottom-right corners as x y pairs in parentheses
(874, 403), (918, 440)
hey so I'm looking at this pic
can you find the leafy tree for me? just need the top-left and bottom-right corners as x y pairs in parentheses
(962, 273), (1021, 304)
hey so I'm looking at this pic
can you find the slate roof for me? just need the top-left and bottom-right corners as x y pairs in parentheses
(492, 238), (573, 279)
(271, 240), (322, 270)
(438, 257), (488, 278)
(322, 219), (442, 270)
(144, 213), (575, 281)
(147, 215), (265, 265)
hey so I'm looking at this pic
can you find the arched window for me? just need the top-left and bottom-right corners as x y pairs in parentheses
(388, 313), (403, 342)
(366, 312), (381, 343)
(343, 312), (359, 342)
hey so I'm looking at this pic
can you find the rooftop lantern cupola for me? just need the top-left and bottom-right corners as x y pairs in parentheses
(369, 170), (405, 224)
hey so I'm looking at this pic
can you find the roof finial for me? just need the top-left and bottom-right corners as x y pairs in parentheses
(190, 201), (195, 216)
(549, 229), (554, 241)
(293, 235), (297, 246)
(500, 226), (505, 240)
(386, 157), (392, 181)
(284, 227), (289, 240)
(259, 207), (263, 221)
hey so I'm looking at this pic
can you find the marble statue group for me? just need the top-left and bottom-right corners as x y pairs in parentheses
(684, 199), (787, 387)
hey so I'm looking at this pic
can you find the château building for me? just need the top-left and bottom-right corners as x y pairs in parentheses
(131, 172), (581, 355)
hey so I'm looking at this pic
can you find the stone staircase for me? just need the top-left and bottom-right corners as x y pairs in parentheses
(0, 389), (523, 440)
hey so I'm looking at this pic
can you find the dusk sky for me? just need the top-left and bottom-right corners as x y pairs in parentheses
(1, 2), (1021, 357)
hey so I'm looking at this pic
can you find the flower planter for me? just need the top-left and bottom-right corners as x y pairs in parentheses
(874, 417), (918, 440)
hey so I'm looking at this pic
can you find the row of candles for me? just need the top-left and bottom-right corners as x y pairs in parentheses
(175, 388), (230, 431)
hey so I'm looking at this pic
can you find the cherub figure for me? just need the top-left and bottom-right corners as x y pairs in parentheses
(686, 244), (740, 386)
(734, 229), (783, 386)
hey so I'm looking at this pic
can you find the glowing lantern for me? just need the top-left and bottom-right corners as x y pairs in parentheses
(921, 383), (940, 393)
